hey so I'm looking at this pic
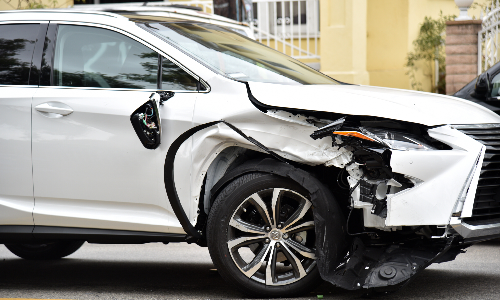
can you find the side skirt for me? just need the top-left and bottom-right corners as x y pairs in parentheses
(0, 225), (186, 244)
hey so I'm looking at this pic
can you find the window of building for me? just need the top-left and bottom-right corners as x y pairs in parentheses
(252, 0), (319, 38)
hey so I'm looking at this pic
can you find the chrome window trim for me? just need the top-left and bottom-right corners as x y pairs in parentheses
(36, 85), (198, 93)
(47, 20), (209, 93)
(0, 85), (39, 88)
(0, 20), (48, 24)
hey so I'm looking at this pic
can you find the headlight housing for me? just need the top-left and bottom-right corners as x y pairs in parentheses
(333, 127), (436, 151)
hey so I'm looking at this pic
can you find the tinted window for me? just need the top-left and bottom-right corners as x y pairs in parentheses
(161, 57), (198, 91)
(492, 73), (500, 97)
(0, 24), (39, 85)
(53, 25), (157, 89)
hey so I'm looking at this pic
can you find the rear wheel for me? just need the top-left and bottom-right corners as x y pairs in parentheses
(207, 173), (322, 297)
(5, 241), (85, 260)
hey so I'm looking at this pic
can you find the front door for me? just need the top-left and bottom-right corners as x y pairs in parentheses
(32, 24), (200, 233)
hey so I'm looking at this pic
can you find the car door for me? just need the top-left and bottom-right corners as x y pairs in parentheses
(0, 22), (47, 229)
(32, 23), (200, 233)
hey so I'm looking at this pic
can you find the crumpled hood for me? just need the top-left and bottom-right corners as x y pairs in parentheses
(248, 82), (500, 126)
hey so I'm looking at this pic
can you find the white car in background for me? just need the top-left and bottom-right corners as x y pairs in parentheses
(1, 8), (500, 298)
(70, 2), (255, 38)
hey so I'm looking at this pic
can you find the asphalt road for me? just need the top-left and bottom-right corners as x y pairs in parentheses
(0, 239), (499, 300)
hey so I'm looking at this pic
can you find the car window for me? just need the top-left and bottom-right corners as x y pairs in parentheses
(161, 57), (198, 91)
(0, 24), (39, 85)
(136, 22), (338, 85)
(491, 73), (500, 98)
(54, 25), (158, 89)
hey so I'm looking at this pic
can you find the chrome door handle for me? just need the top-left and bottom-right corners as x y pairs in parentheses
(35, 102), (74, 117)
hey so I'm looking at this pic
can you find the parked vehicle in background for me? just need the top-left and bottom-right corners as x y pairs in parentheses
(453, 61), (500, 115)
(70, 2), (255, 39)
(2, 8), (500, 298)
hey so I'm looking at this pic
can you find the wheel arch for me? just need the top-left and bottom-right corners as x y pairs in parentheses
(198, 156), (350, 282)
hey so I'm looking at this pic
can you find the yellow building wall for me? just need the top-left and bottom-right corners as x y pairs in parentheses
(319, 0), (488, 91)
(366, 0), (409, 89)
(319, 0), (369, 84)
(1, 0), (73, 10)
(365, 0), (488, 91)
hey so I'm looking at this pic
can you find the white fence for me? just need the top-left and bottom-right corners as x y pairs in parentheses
(252, 0), (319, 59)
(479, 1), (500, 74)
(171, 0), (320, 60)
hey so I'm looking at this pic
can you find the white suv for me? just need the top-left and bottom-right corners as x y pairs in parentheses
(1, 9), (500, 297)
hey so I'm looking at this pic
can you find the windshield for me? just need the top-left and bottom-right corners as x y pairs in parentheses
(136, 21), (339, 85)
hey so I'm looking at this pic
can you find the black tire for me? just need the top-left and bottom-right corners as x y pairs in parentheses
(207, 173), (323, 298)
(5, 240), (85, 260)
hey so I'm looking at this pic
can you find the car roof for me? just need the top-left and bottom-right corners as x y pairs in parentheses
(0, 6), (253, 38)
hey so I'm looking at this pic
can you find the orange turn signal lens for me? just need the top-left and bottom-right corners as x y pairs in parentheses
(332, 131), (375, 141)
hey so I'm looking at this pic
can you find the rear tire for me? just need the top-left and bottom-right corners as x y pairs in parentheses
(207, 173), (322, 298)
(5, 241), (85, 260)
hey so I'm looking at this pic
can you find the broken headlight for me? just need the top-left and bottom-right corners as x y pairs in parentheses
(363, 128), (435, 151)
(333, 128), (436, 151)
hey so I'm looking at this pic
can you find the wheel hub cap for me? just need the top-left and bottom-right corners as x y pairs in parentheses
(269, 229), (281, 241)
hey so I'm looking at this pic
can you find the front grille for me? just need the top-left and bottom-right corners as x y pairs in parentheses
(459, 125), (500, 222)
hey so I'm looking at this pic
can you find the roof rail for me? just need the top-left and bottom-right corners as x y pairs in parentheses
(0, 9), (125, 19)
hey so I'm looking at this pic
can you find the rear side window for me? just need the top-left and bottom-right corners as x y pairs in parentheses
(53, 25), (199, 91)
(0, 24), (39, 85)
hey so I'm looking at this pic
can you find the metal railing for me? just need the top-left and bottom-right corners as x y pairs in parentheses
(170, 0), (320, 60)
(252, 0), (319, 59)
(479, 1), (500, 74)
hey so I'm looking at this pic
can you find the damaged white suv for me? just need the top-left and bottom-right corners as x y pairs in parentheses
(2, 9), (500, 297)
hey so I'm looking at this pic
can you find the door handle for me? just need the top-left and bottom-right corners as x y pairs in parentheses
(35, 102), (74, 117)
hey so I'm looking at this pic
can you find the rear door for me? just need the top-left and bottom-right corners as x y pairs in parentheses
(0, 22), (46, 228)
(32, 23), (200, 233)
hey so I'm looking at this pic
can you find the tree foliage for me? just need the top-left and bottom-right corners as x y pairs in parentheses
(1, 0), (57, 10)
(405, 12), (455, 93)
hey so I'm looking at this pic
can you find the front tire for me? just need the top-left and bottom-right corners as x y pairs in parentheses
(207, 173), (322, 298)
(5, 240), (85, 260)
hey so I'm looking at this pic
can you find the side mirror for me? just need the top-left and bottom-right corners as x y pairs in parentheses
(130, 93), (162, 150)
(473, 72), (492, 99)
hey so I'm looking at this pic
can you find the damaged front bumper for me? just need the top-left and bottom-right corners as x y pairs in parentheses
(387, 124), (500, 243)
(311, 121), (500, 291)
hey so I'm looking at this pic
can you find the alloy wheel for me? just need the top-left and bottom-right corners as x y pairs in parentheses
(227, 188), (316, 286)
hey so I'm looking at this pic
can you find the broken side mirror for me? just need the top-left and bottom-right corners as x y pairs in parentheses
(473, 72), (492, 99)
(130, 93), (162, 150)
